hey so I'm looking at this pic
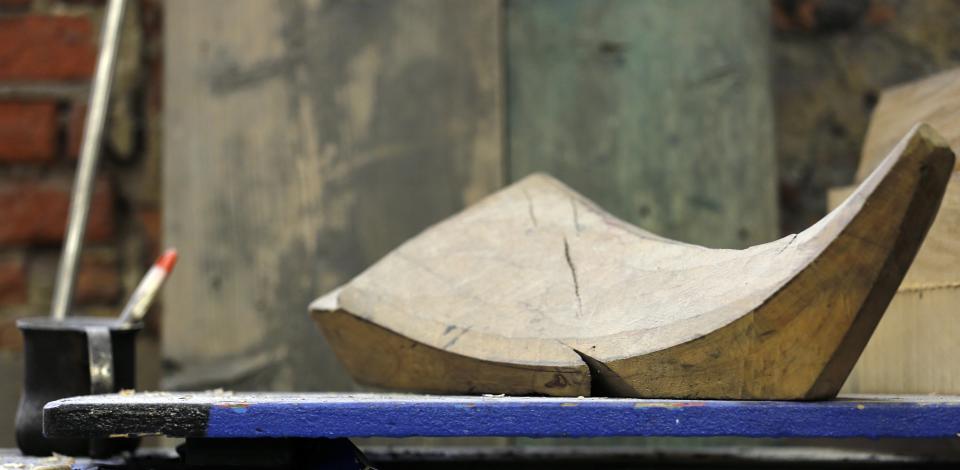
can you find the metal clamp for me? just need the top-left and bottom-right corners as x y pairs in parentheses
(85, 326), (114, 394)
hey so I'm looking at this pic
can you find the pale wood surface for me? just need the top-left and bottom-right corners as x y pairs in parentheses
(163, 0), (503, 390)
(507, 0), (777, 249)
(314, 125), (954, 399)
(843, 288), (960, 394)
(857, 68), (960, 181)
(853, 67), (960, 291)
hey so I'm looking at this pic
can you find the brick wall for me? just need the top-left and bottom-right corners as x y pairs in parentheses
(0, 0), (162, 347)
(0, 0), (162, 445)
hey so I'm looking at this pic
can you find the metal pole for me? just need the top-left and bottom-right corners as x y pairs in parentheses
(51, 0), (127, 320)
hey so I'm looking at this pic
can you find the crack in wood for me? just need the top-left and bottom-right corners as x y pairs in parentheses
(563, 237), (583, 317)
(777, 234), (799, 254)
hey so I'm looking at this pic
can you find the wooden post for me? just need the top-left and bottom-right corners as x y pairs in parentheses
(163, 0), (503, 390)
(507, 0), (777, 248)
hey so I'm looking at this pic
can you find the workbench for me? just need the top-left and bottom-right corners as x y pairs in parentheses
(43, 392), (960, 439)
(33, 392), (960, 468)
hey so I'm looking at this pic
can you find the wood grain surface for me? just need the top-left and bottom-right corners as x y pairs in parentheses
(314, 124), (953, 399)
(832, 68), (960, 394)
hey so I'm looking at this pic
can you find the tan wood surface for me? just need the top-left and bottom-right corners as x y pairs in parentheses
(854, 68), (960, 291)
(858, 68), (960, 181)
(842, 287), (960, 394)
(314, 124), (954, 399)
(832, 68), (960, 394)
(829, 173), (960, 292)
(163, 0), (503, 391)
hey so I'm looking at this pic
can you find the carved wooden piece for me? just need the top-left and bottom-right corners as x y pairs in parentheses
(312, 124), (954, 399)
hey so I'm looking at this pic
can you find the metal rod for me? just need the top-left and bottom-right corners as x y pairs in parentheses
(51, 0), (127, 320)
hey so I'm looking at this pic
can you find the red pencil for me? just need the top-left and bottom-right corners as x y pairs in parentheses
(118, 248), (178, 324)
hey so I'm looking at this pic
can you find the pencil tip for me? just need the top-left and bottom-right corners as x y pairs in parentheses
(157, 248), (178, 272)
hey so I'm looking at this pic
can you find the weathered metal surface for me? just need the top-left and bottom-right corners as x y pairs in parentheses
(16, 318), (140, 457)
(44, 392), (960, 439)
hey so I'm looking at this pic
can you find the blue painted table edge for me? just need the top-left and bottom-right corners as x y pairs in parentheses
(43, 393), (960, 439)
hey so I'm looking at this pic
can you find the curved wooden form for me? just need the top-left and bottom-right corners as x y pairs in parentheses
(311, 124), (955, 399)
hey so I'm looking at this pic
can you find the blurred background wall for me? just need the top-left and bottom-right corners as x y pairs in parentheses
(773, 0), (960, 233)
(0, 0), (163, 444)
(0, 0), (959, 446)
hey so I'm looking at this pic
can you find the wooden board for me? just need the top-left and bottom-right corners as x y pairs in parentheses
(854, 67), (960, 290)
(162, 0), (503, 391)
(313, 125), (954, 400)
(506, 0), (777, 249)
(843, 287), (960, 394)
(857, 68), (960, 181)
(829, 68), (960, 395)
(43, 392), (960, 439)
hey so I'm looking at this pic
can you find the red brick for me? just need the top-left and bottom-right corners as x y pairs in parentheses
(0, 16), (97, 81)
(75, 252), (121, 305)
(140, 0), (163, 38)
(137, 207), (161, 256)
(0, 317), (23, 351)
(0, 178), (115, 245)
(0, 255), (27, 306)
(0, 0), (30, 9)
(141, 0), (163, 111)
(147, 53), (163, 113)
(0, 101), (58, 163)
(67, 103), (86, 159)
(866, 2), (896, 25)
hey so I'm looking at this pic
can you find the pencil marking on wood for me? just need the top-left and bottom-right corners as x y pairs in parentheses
(562, 237), (583, 317)
(777, 234), (798, 254)
(442, 327), (470, 350)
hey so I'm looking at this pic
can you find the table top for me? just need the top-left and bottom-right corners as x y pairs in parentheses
(43, 392), (960, 439)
